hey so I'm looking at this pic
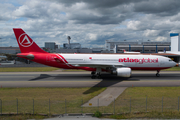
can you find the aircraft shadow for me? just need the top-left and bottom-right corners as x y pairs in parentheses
(29, 74), (91, 81)
(29, 73), (139, 81)
(83, 74), (139, 94)
(29, 73), (139, 94)
(29, 74), (52, 81)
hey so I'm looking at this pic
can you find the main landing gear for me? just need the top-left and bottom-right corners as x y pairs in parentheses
(156, 70), (160, 77)
(91, 71), (101, 79)
(91, 68), (102, 79)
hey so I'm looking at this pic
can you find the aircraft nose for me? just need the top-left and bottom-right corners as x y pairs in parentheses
(173, 61), (177, 67)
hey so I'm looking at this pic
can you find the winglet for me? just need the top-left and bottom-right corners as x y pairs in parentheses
(13, 28), (47, 53)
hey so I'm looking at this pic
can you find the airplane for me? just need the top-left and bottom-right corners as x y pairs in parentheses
(13, 28), (176, 78)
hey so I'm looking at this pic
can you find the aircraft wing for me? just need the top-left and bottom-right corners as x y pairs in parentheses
(54, 57), (125, 68)
(70, 63), (125, 68)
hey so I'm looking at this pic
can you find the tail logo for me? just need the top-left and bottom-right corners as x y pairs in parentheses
(18, 33), (33, 47)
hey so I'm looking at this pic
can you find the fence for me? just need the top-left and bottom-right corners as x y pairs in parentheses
(0, 97), (180, 115)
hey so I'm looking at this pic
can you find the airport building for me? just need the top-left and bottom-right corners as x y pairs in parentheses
(63, 43), (81, 49)
(0, 47), (20, 54)
(105, 40), (171, 53)
(55, 48), (112, 53)
(45, 42), (58, 50)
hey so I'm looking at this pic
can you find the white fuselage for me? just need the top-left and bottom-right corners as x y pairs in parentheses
(60, 54), (176, 70)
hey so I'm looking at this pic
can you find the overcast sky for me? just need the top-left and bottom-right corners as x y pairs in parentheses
(1, 0), (180, 48)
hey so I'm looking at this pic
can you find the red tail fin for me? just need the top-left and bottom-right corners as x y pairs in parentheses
(13, 28), (47, 53)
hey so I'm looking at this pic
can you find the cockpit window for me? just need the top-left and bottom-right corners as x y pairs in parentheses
(169, 59), (172, 61)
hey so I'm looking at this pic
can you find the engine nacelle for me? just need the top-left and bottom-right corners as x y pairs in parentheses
(116, 68), (131, 77)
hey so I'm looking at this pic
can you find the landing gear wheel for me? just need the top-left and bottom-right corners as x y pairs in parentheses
(156, 70), (160, 77)
(97, 74), (101, 79)
(91, 71), (96, 79)
(91, 71), (95, 75)
(96, 72), (101, 79)
(156, 73), (160, 77)
(91, 68), (102, 79)
(91, 72), (101, 79)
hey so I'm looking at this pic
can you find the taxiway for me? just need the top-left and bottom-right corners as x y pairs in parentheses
(0, 71), (180, 87)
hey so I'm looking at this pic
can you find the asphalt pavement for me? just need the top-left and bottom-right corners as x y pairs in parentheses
(0, 71), (180, 87)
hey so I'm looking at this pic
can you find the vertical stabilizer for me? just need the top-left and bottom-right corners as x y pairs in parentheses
(13, 28), (47, 53)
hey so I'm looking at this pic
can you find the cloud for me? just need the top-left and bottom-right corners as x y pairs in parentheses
(155, 36), (168, 41)
(0, 2), (16, 21)
(143, 30), (160, 37)
(134, 0), (180, 16)
(1, 0), (180, 48)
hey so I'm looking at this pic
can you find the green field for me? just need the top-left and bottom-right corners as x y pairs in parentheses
(102, 87), (180, 119)
(1, 87), (180, 116)
(0, 87), (106, 114)
(163, 67), (180, 71)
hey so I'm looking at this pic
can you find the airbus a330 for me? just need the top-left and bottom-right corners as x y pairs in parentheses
(13, 28), (176, 78)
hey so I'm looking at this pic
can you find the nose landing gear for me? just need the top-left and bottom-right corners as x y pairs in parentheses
(156, 70), (160, 77)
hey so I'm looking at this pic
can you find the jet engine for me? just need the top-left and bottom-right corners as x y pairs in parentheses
(112, 68), (131, 77)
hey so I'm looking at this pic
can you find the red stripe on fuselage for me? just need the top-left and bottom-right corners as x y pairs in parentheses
(58, 54), (68, 63)
(55, 54), (74, 68)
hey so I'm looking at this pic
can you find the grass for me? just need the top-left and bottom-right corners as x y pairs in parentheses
(163, 67), (180, 71)
(119, 87), (180, 98)
(1, 87), (180, 119)
(96, 87), (180, 118)
(0, 87), (106, 101)
(0, 87), (106, 114)
(0, 67), (59, 72)
(87, 87), (180, 119)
